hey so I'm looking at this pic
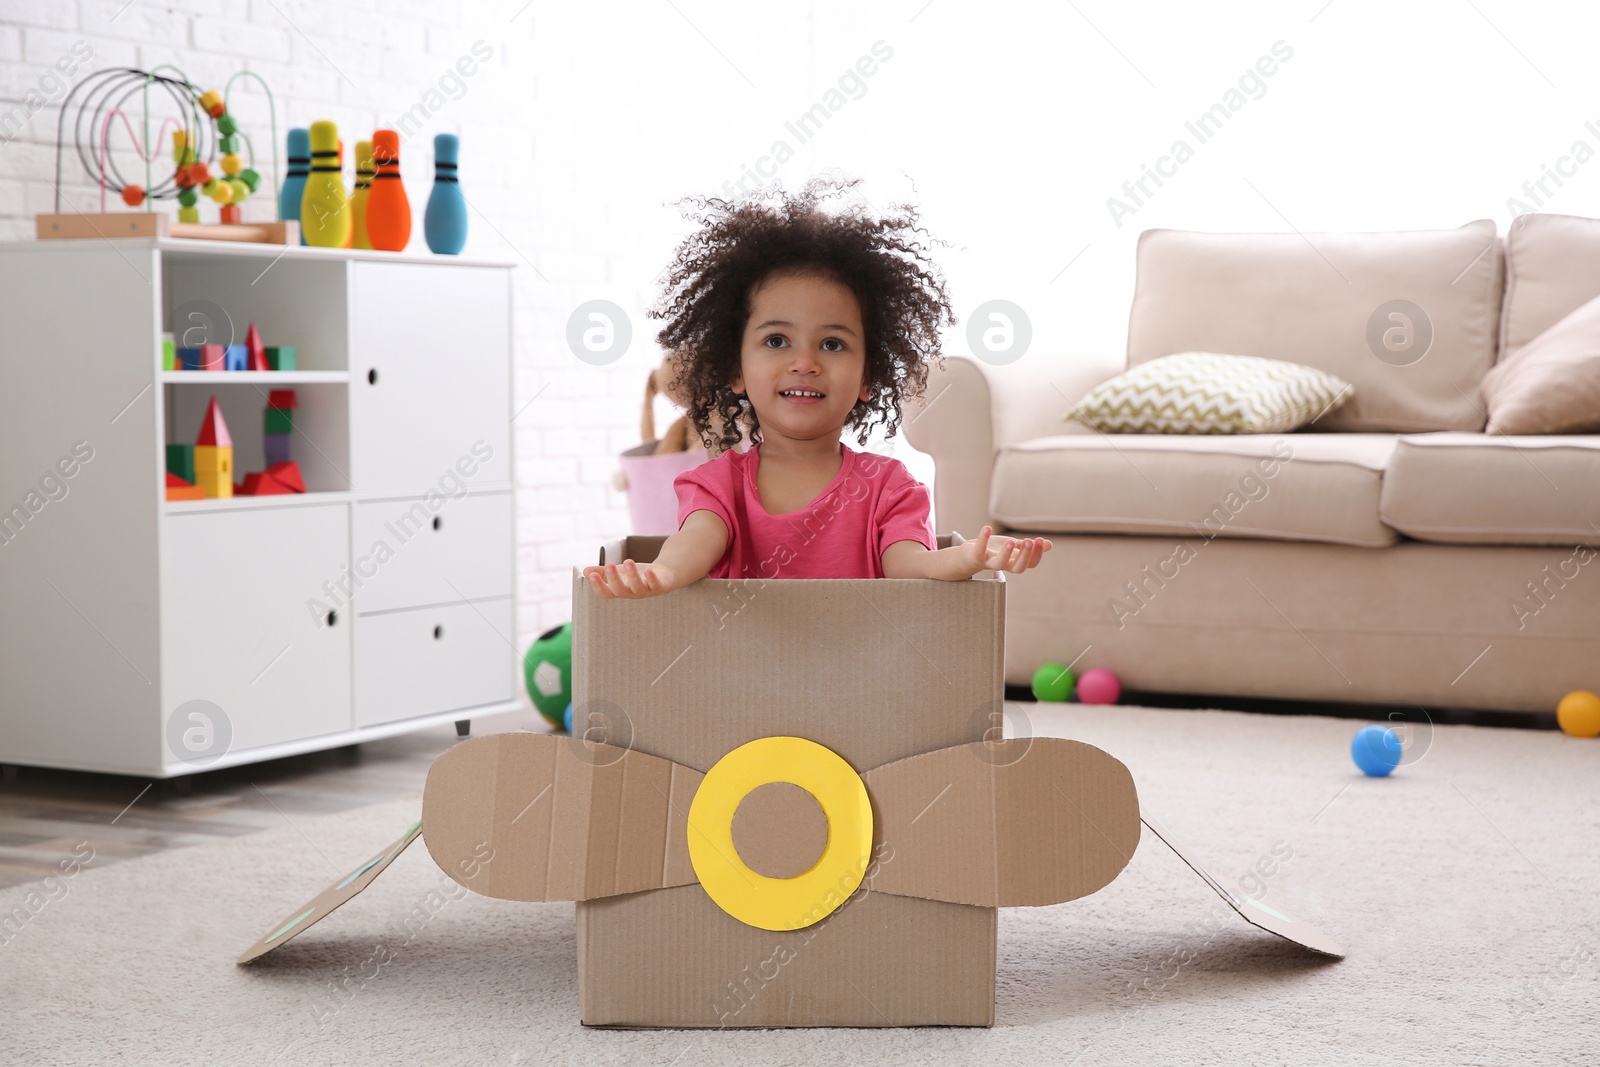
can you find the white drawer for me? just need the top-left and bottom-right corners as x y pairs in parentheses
(353, 598), (516, 728)
(350, 492), (512, 613)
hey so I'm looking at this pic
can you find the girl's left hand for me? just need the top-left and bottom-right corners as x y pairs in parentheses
(961, 525), (1052, 576)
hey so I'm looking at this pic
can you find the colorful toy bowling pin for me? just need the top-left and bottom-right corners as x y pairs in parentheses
(338, 140), (353, 248)
(351, 139), (374, 250)
(300, 120), (351, 248)
(365, 129), (410, 252)
(424, 133), (468, 255)
(278, 127), (310, 246)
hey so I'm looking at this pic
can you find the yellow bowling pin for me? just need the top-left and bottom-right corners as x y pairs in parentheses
(351, 139), (374, 250)
(300, 120), (351, 248)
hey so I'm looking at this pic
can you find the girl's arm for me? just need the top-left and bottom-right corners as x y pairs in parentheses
(881, 526), (1052, 580)
(582, 509), (729, 599)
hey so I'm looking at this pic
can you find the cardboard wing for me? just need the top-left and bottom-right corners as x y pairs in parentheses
(418, 732), (1141, 913)
(237, 820), (422, 964)
(1139, 812), (1345, 958)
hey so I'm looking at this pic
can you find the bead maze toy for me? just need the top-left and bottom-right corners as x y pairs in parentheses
(36, 66), (295, 245)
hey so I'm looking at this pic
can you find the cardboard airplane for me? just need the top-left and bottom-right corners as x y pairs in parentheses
(239, 532), (1342, 1027)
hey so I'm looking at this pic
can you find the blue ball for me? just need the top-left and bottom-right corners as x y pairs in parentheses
(562, 703), (573, 735)
(1351, 724), (1402, 777)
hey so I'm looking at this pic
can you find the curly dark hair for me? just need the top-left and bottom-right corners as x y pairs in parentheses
(651, 176), (955, 455)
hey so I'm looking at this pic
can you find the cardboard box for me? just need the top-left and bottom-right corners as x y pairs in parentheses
(239, 532), (1342, 1024)
(571, 532), (1005, 1027)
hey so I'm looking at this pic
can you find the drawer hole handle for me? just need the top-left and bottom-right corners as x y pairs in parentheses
(432, 516), (442, 531)
(433, 624), (443, 640)
(367, 368), (378, 385)
(326, 610), (338, 627)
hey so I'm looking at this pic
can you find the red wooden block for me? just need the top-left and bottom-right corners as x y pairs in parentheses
(266, 389), (298, 409)
(165, 471), (194, 488)
(195, 396), (232, 447)
(246, 322), (270, 371)
(265, 461), (305, 493)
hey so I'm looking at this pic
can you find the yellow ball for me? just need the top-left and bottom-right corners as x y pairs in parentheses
(209, 180), (235, 204)
(1557, 690), (1600, 737)
(221, 153), (241, 176)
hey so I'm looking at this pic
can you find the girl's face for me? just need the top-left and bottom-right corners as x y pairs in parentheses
(732, 270), (872, 450)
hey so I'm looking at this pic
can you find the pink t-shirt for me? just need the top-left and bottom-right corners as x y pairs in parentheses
(674, 441), (935, 579)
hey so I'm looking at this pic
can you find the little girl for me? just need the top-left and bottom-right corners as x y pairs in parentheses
(583, 177), (1051, 599)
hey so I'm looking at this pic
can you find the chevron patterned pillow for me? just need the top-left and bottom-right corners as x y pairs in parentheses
(1067, 352), (1355, 434)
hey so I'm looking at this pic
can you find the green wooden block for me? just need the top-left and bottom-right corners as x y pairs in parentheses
(166, 443), (195, 484)
(162, 338), (176, 371)
(264, 407), (294, 434)
(266, 346), (296, 371)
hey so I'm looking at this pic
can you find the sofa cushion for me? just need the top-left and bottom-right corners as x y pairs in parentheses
(1067, 352), (1353, 434)
(1126, 221), (1502, 432)
(1380, 433), (1600, 545)
(1499, 213), (1600, 362)
(992, 433), (1399, 548)
(1482, 291), (1600, 434)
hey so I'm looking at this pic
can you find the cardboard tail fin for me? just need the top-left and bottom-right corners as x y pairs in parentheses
(1140, 812), (1345, 958)
(237, 820), (423, 964)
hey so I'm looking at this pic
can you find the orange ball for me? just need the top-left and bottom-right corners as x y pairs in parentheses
(120, 184), (145, 207)
(186, 161), (211, 186)
(1557, 691), (1600, 737)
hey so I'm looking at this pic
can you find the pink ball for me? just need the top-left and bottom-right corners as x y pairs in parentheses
(1076, 668), (1121, 705)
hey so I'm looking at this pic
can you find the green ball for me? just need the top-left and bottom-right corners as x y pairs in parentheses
(177, 187), (198, 207)
(228, 177), (250, 201)
(1032, 662), (1076, 702)
(523, 621), (573, 728)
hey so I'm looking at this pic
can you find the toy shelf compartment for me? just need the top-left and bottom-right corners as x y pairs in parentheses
(160, 250), (348, 373)
(162, 379), (350, 498)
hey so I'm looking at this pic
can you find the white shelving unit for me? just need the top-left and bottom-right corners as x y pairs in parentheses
(0, 237), (521, 777)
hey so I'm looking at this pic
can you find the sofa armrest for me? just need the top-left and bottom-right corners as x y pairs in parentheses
(901, 353), (1123, 537)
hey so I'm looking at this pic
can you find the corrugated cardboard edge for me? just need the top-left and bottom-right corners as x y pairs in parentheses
(1141, 812), (1345, 958)
(421, 732), (701, 902)
(236, 820), (423, 964)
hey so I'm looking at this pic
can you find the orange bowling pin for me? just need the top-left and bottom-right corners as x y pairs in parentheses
(364, 129), (410, 252)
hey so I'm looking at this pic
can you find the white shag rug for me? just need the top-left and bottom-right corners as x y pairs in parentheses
(2, 704), (1595, 1066)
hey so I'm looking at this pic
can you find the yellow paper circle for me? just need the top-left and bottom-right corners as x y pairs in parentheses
(687, 736), (873, 931)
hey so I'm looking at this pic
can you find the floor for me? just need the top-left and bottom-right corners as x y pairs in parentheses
(0, 707), (544, 889)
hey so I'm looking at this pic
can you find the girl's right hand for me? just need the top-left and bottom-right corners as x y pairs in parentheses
(582, 559), (678, 600)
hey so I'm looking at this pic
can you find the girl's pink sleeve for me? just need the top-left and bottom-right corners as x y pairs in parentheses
(675, 467), (734, 535)
(876, 462), (935, 556)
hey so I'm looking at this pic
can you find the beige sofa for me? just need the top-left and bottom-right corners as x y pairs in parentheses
(904, 214), (1600, 716)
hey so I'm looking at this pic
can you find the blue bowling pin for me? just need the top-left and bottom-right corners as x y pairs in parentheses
(279, 127), (311, 246)
(424, 133), (468, 255)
